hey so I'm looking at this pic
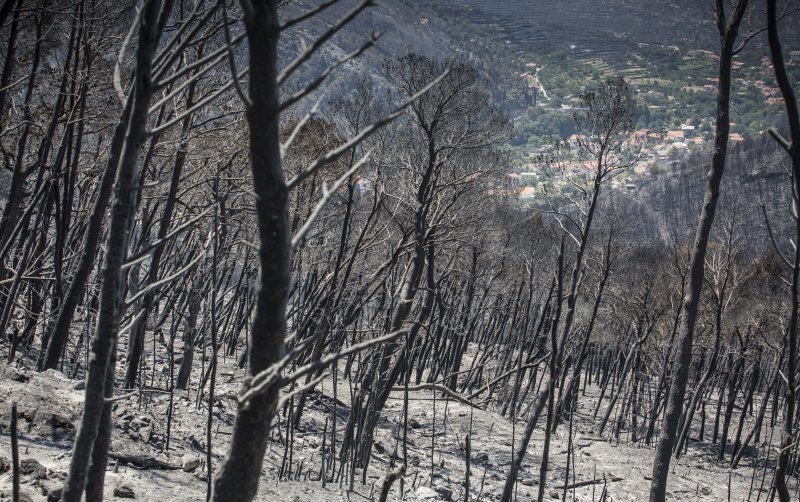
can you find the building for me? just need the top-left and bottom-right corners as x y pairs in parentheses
(666, 130), (685, 142)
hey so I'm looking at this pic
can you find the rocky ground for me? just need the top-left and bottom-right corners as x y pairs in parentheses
(0, 355), (795, 501)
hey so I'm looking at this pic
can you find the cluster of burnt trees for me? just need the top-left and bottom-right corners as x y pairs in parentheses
(0, 0), (799, 501)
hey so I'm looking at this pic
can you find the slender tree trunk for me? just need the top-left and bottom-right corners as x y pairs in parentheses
(61, 1), (163, 498)
(648, 4), (748, 500)
(766, 0), (800, 498)
(41, 97), (133, 370)
(502, 243), (564, 502)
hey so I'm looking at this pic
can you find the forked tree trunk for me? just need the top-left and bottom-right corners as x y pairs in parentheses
(212, 1), (289, 500)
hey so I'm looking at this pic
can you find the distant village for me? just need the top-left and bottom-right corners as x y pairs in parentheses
(507, 121), (742, 200)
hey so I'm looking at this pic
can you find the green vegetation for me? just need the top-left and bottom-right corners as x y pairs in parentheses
(510, 44), (800, 150)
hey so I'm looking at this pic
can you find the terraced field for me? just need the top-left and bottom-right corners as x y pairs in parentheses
(431, 0), (800, 78)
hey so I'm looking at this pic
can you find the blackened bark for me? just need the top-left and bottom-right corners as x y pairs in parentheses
(61, 1), (164, 498)
(124, 72), (198, 388)
(766, 0), (800, 498)
(42, 98), (133, 370)
(501, 244), (564, 502)
(212, 1), (289, 499)
(648, 3), (749, 499)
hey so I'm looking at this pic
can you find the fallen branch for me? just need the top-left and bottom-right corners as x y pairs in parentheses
(108, 452), (181, 470)
(565, 476), (623, 490)
(378, 465), (405, 502)
(390, 383), (482, 409)
(467, 353), (550, 401)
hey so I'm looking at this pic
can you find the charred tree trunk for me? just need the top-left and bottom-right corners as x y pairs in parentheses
(648, 3), (749, 499)
(212, 2), (289, 499)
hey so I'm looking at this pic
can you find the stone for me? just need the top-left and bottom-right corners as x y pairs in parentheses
(0, 491), (34, 502)
(415, 486), (439, 500)
(181, 455), (201, 472)
(409, 418), (422, 429)
(521, 479), (535, 486)
(9, 371), (30, 383)
(44, 414), (74, 433)
(475, 452), (489, 463)
(20, 458), (48, 479)
(38, 480), (63, 500)
(434, 485), (453, 500)
(44, 369), (70, 381)
(700, 487), (712, 496)
(113, 484), (136, 498)
(73, 380), (86, 390)
(549, 490), (560, 499)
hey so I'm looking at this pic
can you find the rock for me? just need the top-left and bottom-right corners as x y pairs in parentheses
(44, 369), (70, 381)
(128, 431), (140, 441)
(549, 490), (560, 499)
(434, 485), (453, 500)
(20, 458), (48, 479)
(409, 418), (422, 429)
(37, 480), (63, 500)
(700, 487), (712, 496)
(118, 418), (131, 432)
(181, 455), (201, 472)
(373, 441), (385, 454)
(113, 484), (136, 498)
(521, 479), (536, 486)
(73, 380), (86, 390)
(0, 491), (35, 502)
(130, 416), (150, 430)
(9, 371), (30, 383)
(415, 486), (439, 500)
(44, 414), (74, 434)
(475, 452), (489, 463)
(0, 456), (9, 473)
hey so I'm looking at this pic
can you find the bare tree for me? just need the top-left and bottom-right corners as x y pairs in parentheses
(502, 77), (643, 501)
(62, 1), (166, 499)
(648, 2), (751, 500)
(766, 0), (800, 498)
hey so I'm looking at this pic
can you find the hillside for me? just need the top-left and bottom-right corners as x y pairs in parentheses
(284, 0), (799, 146)
(2, 2), (800, 502)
